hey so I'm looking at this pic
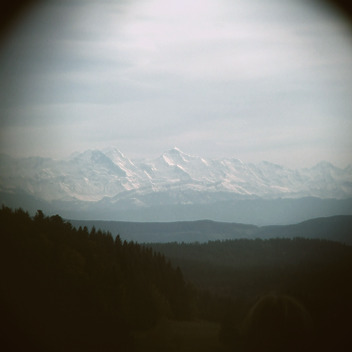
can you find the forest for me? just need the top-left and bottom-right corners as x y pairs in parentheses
(0, 206), (193, 351)
(150, 238), (352, 351)
(1, 206), (352, 351)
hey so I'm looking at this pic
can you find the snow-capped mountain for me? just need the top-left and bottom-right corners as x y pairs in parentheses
(1, 147), (352, 205)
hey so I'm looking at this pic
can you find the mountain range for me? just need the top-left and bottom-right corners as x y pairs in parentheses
(1, 147), (352, 224)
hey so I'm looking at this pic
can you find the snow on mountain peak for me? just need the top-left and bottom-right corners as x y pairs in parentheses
(162, 154), (175, 166)
(170, 146), (183, 154)
(166, 146), (194, 158)
(1, 147), (351, 203)
(73, 149), (115, 167)
(103, 146), (125, 158)
(159, 147), (186, 166)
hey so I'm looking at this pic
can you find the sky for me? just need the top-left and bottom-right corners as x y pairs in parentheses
(0, 0), (352, 168)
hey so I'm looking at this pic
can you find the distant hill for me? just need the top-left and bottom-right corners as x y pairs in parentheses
(68, 219), (258, 243)
(258, 215), (352, 244)
(69, 215), (352, 245)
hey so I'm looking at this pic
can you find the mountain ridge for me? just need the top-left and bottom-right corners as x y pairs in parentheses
(1, 146), (351, 202)
(1, 147), (352, 224)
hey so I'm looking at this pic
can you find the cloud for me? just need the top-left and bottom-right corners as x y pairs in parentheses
(0, 0), (351, 167)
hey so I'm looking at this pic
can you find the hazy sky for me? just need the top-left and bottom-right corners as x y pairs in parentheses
(0, 0), (352, 168)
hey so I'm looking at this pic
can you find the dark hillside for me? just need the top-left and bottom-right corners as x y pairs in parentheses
(150, 238), (352, 351)
(150, 238), (352, 294)
(0, 206), (193, 351)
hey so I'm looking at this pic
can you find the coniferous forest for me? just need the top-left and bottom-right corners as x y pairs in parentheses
(0, 207), (192, 351)
(150, 239), (352, 351)
(1, 206), (352, 351)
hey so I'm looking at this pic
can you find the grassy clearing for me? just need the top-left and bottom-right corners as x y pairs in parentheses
(134, 319), (229, 352)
